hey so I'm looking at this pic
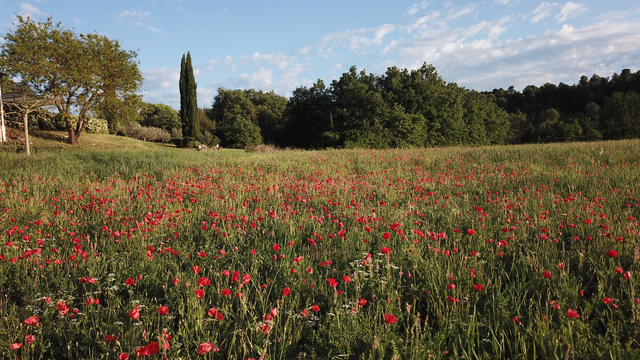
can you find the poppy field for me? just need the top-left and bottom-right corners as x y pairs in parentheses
(1, 140), (639, 359)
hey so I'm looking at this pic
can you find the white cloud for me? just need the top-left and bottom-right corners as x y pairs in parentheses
(407, 1), (429, 16)
(73, 18), (83, 25)
(447, 3), (478, 20)
(146, 26), (167, 36)
(556, 2), (588, 22)
(18, 3), (47, 19)
(115, 10), (151, 23)
(316, 23), (396, 56)
(494, 0), (516, 5)
(529, 2), (557, 23)
(400, 18), (640, 90)
(405, 11), (443, 33)
(236, 67), (274, 89)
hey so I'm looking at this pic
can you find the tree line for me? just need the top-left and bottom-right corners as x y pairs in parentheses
(486, 69), (640, 143)
(206, 64), (510, 149)
(3, 17), (639, 149)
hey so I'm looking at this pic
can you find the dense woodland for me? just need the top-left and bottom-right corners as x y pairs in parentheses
(201, 64), (640, 149)
(4, 64), (640, 149)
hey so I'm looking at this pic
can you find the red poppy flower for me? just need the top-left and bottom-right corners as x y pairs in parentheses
(543, 271), (552, 279)
(447, 284), (456, 290)
(129, 308), (140, 320)
(191, 265), (201, 274)
(135, 342), (159, 356)
(208, 308), (225, 320)
(282, 287), (291, 296)
(156, 306), (169, 315)
(311, 304), (320, 312)
(197, 341), (218, 354)
(173, 277), (180, 286)
(327, 278), (338, 287)
(195, 289), (204, 299)
(23, 315), (39, 326)
(125, 277), (136, 286)
(25, 335), (36, 345)
(512, 316), (521, 325)
(381, 247), (393, 255)
(105, 335), (117, 342)
(221, 289), (232, 296)
(473, 284), (483, 292)
(603, 297), (613, 304)
(384, 313), (397, 324)
(10, 343), (21, 350)
(383, 232), (391, 240)
(118, 354), (129, 360)
(615, 267), (623, 274)
(566, 309), (580, 318)
(273, 244), (280, 252)
(358, 299), (367, 307)
(342, 275), (351, 283)
(467, 229), (476, 236)
(606, 250), (618, 258)
(197, 277), (211, 286)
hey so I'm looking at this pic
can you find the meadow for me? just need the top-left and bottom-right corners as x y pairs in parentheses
(0, 138), (639, 359)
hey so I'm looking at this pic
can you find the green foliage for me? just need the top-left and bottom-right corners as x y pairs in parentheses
(140, 102), (181, 131)
(217, 114), (263, 148)
(600, 92), (640, 139)
(199, 130), (220, 147)
(179, 52), (199, 140)
(0, 16), (141, 144)
(210, 88), (284, 148)
(280, 63), (510, 149)
(52, 113), (109, 134)
(119, 122), (170, 142)
(487, 69), (640, 143)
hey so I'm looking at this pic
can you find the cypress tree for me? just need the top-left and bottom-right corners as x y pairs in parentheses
(179, 54), (188, 137)
(179, 52), (199, 140)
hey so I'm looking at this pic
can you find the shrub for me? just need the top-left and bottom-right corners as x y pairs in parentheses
(200, 130), (220, 147)
(119, 122), (170, 143)
(51, 113), (109, 134)
(171, 127), (183, 138)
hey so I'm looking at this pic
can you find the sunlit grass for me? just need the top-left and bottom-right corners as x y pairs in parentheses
(0, 138), (639, 359)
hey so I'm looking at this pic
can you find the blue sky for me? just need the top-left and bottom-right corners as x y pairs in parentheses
(1, 1), (640, 110)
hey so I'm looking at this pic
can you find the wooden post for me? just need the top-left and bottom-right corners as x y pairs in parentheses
(0, 72), (6, 143)
(23, 109), (30, 156)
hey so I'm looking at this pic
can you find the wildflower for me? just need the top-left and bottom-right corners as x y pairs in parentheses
(566, 309), (580, 318)
(384, 313), (397, 324)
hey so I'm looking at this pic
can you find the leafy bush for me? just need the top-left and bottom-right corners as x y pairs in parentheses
(3, 105), (55, 130)
(170, 127), (183, 138)
(119, 122), (170, 143)
(200, 130), (220, 147)
(50, 113), (109, 134)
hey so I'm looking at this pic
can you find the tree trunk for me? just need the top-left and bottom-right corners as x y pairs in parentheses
(23, 110), (30, 156)
(64, 112), (76, 144)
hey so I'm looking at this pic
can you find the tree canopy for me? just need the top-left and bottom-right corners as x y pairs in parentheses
(0, 16), (142, 144)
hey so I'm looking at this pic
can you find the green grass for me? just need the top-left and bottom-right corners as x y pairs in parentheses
(0, 136), (639, 359)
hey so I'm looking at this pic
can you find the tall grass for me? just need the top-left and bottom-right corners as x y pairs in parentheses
(0, 139), (638, 359)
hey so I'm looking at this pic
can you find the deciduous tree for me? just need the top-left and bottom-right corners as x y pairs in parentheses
(0, 16), (142, 144)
